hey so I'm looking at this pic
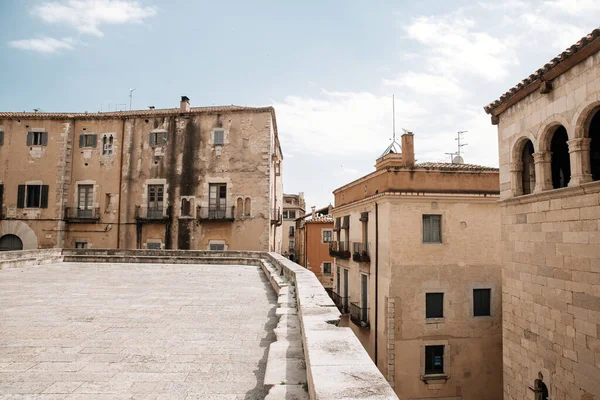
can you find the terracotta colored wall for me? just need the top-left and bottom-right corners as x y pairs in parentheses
(306, 222), (334, 288)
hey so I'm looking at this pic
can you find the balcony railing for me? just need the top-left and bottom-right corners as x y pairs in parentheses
(271, 208), (282, 226)
(350, 302), (370, 329)
(329, 241), (350, 259)
(64, 207), (100, 222)
(329, 291), (349, 314)
(135, 205), (171, 221)
(352, 242), (371, 263)
(197, 205), (235, 222)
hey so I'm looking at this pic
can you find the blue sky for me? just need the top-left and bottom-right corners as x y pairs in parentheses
(1, 0), (598, 209)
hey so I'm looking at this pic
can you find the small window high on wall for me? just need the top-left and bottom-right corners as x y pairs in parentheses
(550, 126), (571, 188)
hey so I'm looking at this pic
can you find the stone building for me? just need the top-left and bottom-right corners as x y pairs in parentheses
(281, 192), (305, 261)
(484, 28), (600, 400)
(295, 205), (334, 288)
(0, 97), (283, 252)
(330, 133), (503, 399)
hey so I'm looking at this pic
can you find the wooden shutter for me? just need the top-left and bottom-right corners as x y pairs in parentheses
(26, 132), (33, 146)
(17, 185), (25, 208)
(91, 134), (97, 147)
(0, 184), (3, 212)
(40, 185), (49, 208)
(149, 132), (156, 146)
(41, 132), (48, 146)
(79, 134), (85, 148)
(0, 131), (4, 145)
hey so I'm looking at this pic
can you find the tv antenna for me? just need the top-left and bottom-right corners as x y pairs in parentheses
(445, 130), (468, 164)
(129, 88), (136, 110)
(380, 94), (402, 157)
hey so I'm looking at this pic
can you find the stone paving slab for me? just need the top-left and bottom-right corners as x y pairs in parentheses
(0, 262), (277, 399)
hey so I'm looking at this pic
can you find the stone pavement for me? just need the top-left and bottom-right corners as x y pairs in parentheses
(0, 262), (278, 399)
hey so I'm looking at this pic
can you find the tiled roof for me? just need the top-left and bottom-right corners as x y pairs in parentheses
(413, 162), (498, 172)
(0, 105), (275, 119)
(484, 27), (600, 114)
(305, 214), (334, 224)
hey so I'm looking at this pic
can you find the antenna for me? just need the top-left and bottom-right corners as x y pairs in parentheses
(129, 88), (136, 110)
(392, 94), (396, 143)
(456, 130), (468, 158)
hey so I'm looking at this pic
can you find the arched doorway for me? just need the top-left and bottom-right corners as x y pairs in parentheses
(0, 234), (23, 251)
(589, 109), (600, 181)
(550, 126), (571, 188)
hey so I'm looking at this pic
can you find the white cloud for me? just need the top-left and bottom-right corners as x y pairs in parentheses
(8, 36), (75, 53)
(273, 90), (427, 156)
(544, 0), (599, 15)
(34, 0), (157, 37)
(405, 15), (517, 81)
(383, 71), (466, 99)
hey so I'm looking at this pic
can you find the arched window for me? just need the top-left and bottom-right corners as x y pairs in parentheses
(0, 234), (23, 251)
(244, 197), (251, 216)
(236, 197), (243, 218)
(521, 140), (536, 195)
(550, 126), (571, 189)
(589, 110), (600, 181)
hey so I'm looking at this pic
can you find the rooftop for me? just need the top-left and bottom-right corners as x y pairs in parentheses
(484, 26), (600, 117)
(305, 214), (334, 224)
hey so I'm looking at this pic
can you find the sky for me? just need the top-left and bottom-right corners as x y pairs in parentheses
(0, 0), (599, 209)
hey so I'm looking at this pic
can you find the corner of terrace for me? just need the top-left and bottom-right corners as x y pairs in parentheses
(0, 249), (397, 399)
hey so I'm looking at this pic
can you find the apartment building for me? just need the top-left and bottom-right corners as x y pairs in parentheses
(330, 133), (503, 399)
(484, 28), (600, 400)
(281, 192), (305, 261)
(295, 205), (334, 288)
(0, 97), (283, 252)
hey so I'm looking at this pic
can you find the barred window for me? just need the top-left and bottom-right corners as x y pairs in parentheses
(423, 215), (442, 243)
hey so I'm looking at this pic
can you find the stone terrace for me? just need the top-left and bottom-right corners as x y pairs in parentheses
(0, 261), (276, 399)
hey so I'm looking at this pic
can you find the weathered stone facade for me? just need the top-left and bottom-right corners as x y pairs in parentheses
(485, 28), (600, 400)
(281, 192), (305, 261)
(0, 97), (283, 252)
(331, 135), (503, 399)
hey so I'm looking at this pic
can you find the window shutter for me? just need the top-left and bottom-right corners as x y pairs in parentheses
(40, 185), (49, 208)
(0, 131), (4, 145)
(79, 134), (84, 148)
(149, 133), (155, 146)
(41, 132), (48, 146)
(26, 132), (33, 146)
(91, 134), (97, 147)
(0, 184), (3, 211)
(17, 185), (25, 208)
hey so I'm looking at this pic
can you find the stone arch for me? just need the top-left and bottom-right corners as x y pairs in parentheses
(236, 197), (243, 218)
(244, 197), (252, 216)
(0, 220), (38, 250)
(513, 137), (536, 195)
(572, 96), (600, 181)
(0, 235), (23, 251)
(536, 114), (572, 152)
(571, 93), (600, 139)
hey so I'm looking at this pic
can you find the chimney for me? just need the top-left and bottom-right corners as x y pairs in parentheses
(180, 96), (190, 112)
(311, 206), (316, 219)
(401, 132), (415, 167)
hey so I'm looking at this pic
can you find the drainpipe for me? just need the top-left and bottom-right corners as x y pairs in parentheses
(116, 118), (126, 249)
(375, 202), (379, 366)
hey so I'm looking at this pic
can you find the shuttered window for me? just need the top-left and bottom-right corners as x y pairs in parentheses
(426, 293), (444, 318)
(213, 129), (225, 145)
(0, 131), (4, 145)
(423, 214), (442, 243)
(79, 134), (97, 148)
(27, 131), (48, 146)
(473, 288), (491, 317)
(0, 184), (3, 214)
(425, 345), (445, 375)
(19, 184), (48, 208)
(149, 131), (168, 146)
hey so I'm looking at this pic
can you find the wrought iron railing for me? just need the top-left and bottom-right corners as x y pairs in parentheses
(64, 207), (100, 222)
(329, 291), (349, 314)
(197, 205), (235, 221)
(352, 242), (371, 263)
(329, 241), (350, 259)
(135, 205), (170, 221)
(271, 208), (282, 226)
(350, 302), (370, 329)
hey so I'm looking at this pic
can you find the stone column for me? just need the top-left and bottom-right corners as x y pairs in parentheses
(533, 152), (553, 192)
(567, 138), (592, 186)
(509, 162), (523, 197)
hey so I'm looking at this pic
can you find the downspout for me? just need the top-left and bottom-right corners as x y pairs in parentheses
(116, 118), (126, 249)
(375, 202), (379, 366)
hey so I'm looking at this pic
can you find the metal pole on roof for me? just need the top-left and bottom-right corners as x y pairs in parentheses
(129, 88), (136, 110)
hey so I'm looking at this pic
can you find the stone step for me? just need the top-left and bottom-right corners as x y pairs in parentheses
(265, 384), (309, 400)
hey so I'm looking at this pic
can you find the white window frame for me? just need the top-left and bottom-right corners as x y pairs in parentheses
(208, 239), (227, 251)
(322, 229), (333, 243)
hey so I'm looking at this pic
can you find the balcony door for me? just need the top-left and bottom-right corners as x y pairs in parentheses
(78, 185), (93, 218)
(209, 183), (227, 218)
(361, 274), (368, 322)
(148, 184), (164, 219)
(343, 268), (349, 310)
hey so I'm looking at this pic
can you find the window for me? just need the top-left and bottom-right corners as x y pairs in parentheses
(590, 110), (600, 181)
(550, 126), (570, 189)
(289, 226), (295, 236)
(323, 262), (332, 275)
(147, 242), (162, 250)
(17, 184), (48, 209)
(288, 210), (296, 219)
(147, 184), (164, 218)
(275, 161), (281, 176)
(77, 185), (93, 218)
(181, 198), (192, 217)
(282, 210), (288, 219)
(425, 345), (445, 375)
(27, 131), (48, 146)
(209, 243), (225, 251)
(322, 230), (333, 243)
(473, 288), (491, 317)
(244, 197), (251, 216)
(0, 131), (4, 145)
(102, 135), (114, 155)
(426, 293), (444, 319)
(289, 240), (295, 251)
(79, 134), (97, 148)
(149, 130), (168, 146)
(521, 140), (535, 195)
(0, 184), (3, 213)
(334, 217), (341, 232)
(213, 129), (225, 145)
(423, 215), (442, 243)
(208, 183), (227, 218)
(75, 242), (88, 249)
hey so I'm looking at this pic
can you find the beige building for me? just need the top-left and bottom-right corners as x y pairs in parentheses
(484, 28), (600, 400)
(0, 97), (283, 252)
(295, 205), (334, 288)
(281, 192), (305, 261)
(330, 134), (503, 399)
